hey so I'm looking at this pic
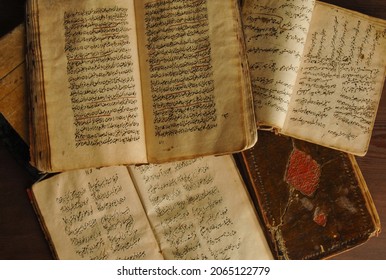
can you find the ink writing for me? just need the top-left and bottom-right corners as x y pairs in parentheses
(134, 158), (241, 259)
(288, 8), (386, 141)
(63, 7), (141, 147)
(144, 0), (218, 137)
(55, 169), (146, 259)
(243, 0), (315, 126)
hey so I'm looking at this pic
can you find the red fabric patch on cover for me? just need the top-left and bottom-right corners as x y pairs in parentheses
(313, 208), (327, 227)
(285, 149), (321, 196)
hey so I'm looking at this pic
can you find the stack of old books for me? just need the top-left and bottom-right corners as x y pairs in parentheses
(6, 0), (386, 259)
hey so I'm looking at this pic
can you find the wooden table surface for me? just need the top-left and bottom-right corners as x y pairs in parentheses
(0, 0), (385, 260)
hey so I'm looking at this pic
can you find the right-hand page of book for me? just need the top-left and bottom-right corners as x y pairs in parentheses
(129, 155), (273, 260)
(134, 0), (257, 162)
(283, 2), (386, 156)
(242, 0), (316, 128)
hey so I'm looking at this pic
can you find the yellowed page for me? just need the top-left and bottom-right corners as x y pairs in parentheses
(28, 0), (147, 171)
(129, 155), (273, 260)
(134, 0), (256, 162)
(31, 166), (163, 260)
(283, 2), (386, 155)
(242, 0), (315, 128)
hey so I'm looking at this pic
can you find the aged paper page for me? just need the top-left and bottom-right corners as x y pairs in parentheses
(29, 0), (147, 171)
(283, 2), (386, 155)
(129, 156), (273, 260)
(242, 0), (315, 128)
(134, 0), (256, 162)
(31, 166), (163, 259)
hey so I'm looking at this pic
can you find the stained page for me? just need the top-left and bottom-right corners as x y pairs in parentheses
(283, 2), (386, 155)
(28, 0), (147, 171)
(129, 155), (273, 260)
(134, 0), (257, 162)
(31, 166), (163, 260)
(242, 0), (315, 128)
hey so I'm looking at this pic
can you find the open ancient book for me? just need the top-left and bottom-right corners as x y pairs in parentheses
(26, 0), (256, 173)
(28, 155), (273, 260)
(242, 0), (386, 156)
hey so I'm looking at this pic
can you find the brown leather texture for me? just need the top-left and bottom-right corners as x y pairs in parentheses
(237, 131), (380, 259)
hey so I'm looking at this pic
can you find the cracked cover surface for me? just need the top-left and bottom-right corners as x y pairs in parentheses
(238, 131), (380, 259)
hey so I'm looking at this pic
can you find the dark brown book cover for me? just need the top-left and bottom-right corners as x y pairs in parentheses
(236, 131), (380, 259)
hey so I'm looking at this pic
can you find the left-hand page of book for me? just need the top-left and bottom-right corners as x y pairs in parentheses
(241, 0), (316, 128)
(27, 0), (147, 172)
(30, 166), (164, 259)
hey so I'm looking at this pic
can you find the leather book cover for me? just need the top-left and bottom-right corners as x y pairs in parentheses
(236, 131), (380, 259)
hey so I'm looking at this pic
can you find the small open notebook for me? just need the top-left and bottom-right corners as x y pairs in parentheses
(28, 155), (273, 260)
(242, 0), (386, 155)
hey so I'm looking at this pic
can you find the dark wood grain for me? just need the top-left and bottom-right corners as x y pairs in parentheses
(0, 0), (385, 260)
